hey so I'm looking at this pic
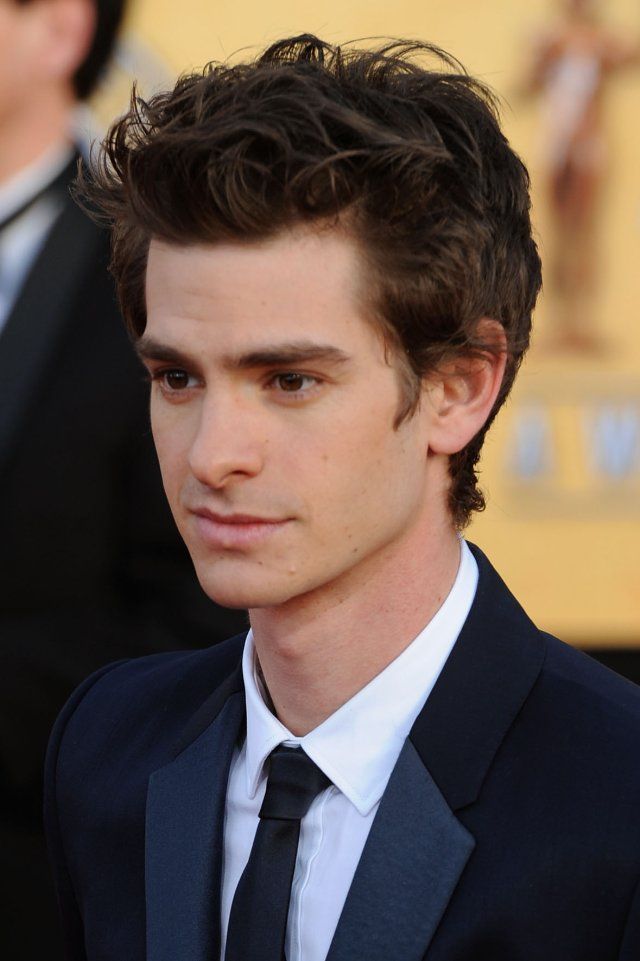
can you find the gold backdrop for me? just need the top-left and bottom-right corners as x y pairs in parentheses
(96, 0), (640, 646)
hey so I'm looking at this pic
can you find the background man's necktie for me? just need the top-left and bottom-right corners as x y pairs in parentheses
(224, 745), (331, 961)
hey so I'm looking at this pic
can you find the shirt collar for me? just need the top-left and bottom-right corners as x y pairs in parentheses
(0, 141), (74, 223)
(242, 539), (478, 816)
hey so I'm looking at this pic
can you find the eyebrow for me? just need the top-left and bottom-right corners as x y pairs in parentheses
(135, 336), (351, 370)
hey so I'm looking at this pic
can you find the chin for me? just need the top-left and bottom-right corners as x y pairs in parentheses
(195, 567), (300, 611)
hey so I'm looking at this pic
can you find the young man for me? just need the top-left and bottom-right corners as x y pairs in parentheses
(0, 1), (245, 957)
(45, 36), (640, 961)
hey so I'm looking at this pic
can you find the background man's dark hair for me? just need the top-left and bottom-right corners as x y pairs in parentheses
(15, 0), (127, 99)
(83, 34), (542, 528)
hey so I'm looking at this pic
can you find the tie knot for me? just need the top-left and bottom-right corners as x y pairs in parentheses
(259, 746), (330, 821)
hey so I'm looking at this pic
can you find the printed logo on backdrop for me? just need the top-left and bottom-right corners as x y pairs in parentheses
(503, 373), (640, 516)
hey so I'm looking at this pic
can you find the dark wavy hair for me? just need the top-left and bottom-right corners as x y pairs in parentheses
(80, 34), (542, 528)
(16, 0), (127, 99)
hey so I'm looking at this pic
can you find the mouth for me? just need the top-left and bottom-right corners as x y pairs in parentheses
(188, 507), (291, 550)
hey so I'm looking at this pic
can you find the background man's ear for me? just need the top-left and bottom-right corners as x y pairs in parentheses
(35, 0), (96, 83)
(423, 319), (507, 456)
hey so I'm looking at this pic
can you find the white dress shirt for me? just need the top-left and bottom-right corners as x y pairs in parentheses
(0, 142), (74, 335)
(221, 539), (479, 961)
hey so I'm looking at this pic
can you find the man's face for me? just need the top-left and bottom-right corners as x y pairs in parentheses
(0, 1), (56, 124)
(142, 227), (440, 612)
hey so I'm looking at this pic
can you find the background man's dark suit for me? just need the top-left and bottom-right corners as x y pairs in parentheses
(0, 174), (247, 958)
(45, 546), (640, 961)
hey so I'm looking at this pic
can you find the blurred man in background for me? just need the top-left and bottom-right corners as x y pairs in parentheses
(0, 1), (246, 956)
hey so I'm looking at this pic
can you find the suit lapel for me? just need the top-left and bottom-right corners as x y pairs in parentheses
(0, 197), (102, 473)
(327, 739), (474, 961)
(145, 667), (245, 961)
(410, 543), (546, 811)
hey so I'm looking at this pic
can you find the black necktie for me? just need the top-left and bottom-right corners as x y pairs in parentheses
(224, 745), (331, 961)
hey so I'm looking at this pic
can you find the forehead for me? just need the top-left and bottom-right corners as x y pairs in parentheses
(144, 227), (374, 349)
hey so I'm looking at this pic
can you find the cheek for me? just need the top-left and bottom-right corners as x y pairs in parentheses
(311, 418), (419, 523)
(346, 420), (426, 511)
(150, 409), (192, 496)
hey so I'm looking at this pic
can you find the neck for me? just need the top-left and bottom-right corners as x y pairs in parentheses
(0, 87), (74, 185)
(250, 505), (461, 736)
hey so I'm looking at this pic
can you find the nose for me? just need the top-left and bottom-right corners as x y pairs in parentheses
(188, 390), (265, 489)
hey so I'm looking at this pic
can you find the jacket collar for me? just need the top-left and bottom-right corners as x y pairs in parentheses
(409, 542), (546, 811)
(171, 656), (245, 759)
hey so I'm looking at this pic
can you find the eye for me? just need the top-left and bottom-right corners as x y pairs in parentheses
(159, 369), (193, 391)
(272, 372), (317, 393)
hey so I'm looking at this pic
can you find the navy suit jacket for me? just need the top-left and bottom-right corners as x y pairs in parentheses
(45, 546), (640, 960)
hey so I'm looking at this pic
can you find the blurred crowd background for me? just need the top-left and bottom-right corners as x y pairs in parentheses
(1, 0), (639, 957)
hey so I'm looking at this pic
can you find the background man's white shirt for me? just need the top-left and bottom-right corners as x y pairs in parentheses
(0, 142), (73, 335)
(221, 538), (479, 961)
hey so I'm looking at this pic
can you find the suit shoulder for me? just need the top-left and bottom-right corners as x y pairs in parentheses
(526, 632), (640, 775)
(48, 633), (246, 760)
(85, 630), (246, 707)
(540, 632), (640, 721)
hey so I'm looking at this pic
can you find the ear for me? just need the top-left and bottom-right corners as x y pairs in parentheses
(35, 0), (96, 84)
(423, 319), (507, 456)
